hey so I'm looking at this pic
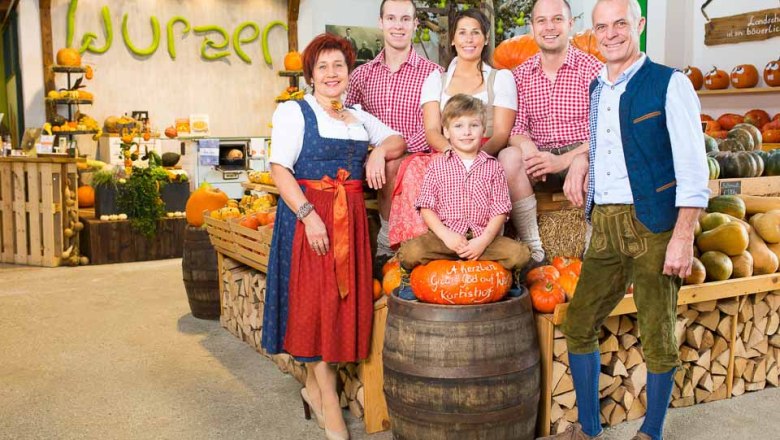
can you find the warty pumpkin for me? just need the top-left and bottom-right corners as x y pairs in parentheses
(409, 260), (512, 305)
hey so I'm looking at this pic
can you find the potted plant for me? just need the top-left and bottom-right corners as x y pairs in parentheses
(91, 166), (123, 218)
(158, 172), (191, 213)
(116, 166), (166, 237)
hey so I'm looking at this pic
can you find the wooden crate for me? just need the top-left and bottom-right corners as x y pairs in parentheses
(203, 215), (273, 272)
(78, 214), (187, 264)
(0, 157), (78, 267)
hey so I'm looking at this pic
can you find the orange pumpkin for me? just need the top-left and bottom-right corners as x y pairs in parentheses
(373, 279), (383, 300)
(730, 64), (759, 89)
(525, 265), (560, 286)
(704, 66), (729, 90)
(77, 185), (95, 208)
(284, 51), (303, 71)
(717, 113), (744, 131)
(239, 215), (259, 230)
(557, 269), (579, 300)
(382, 264), (401, 296)
(744, 109), (771, 129)
(765, 59), (780, 87)
(529, 281), (566, 313)
(185, 184), (229, 226)
(85, 65), (94, 80)
(551, 256), (582, 276)
(683, 66), (704, 90)
(410, 260), (512, 305)
(701, 114), (714, 122)
(56, 48), (81, 67)
(763, 129), (780, 143)
(707, 130), (728, 140)
(703, 120), (721, 132)
(493, 34), (539, 70)
(570, 29), (606, 62)
(382, 259), (400, 276)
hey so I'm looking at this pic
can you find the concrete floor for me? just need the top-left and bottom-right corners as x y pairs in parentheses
(0, 259), (778, 440)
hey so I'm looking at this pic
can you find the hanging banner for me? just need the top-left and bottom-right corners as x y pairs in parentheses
(704, 7), (780, 46)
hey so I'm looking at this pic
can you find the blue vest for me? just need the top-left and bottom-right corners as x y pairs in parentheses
(588, 59), (678, 233)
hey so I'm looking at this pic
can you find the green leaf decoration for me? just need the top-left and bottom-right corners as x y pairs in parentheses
(166, 16), (191, 60)
(194, 25), (231, 61)
(233, 22), (260, 64)
(122, 13), (161, 57)
(80, 6), (113, 54)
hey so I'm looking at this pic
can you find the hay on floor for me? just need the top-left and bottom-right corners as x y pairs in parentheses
(538, 208), (587, 259)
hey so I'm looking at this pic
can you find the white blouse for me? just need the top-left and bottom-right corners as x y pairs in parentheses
(419, 58), (518, 110)
(269, 94), (399, 172)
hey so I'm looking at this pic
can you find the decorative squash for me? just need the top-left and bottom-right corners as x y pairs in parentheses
(525, 265), (560, 286)
(703, 134), (720, 155)
(729, 252), (754, 278)
(529, 281), (567, 313)
(707, 130), (728, 140)
(765, 59), (780, 87)
(492, 34), (539, 69)
(743, 110), (771, 130)
(732, 124), (762, 150)
(717, 138), (746, 153)
(700, 251), (733, 281)
(700, 212), (731, 232)
(730, 64), (759, 88)
(703, 120), (721, 133)
(746, 150), (765, 177)
(696, 221), (749, 256)
(56, 48), (81, 66)
(77, 185), (95, 208)
(707, 194), (747, 219)
(754, 150), (769, 175)
(683, 66), (704, 90)
(373, 279), (383, 300)
(707, 156), (720, 180)
(764, 129), (780, 143)
(726, 127), (755, 152)
(745, 222), (779, 274)
(701, 114), (714, 122)
(750, 210), (780, 243)
(717, 113), (744, 130)
(557, 269), (579, 300)
(551, 256), (582, 276)
(283, 51), (303, 71)
(570, 29), (606, 62)
(716, 151), (756, 178)
(409, 260), (512, 305)
(704, 66), (730, 90)
(185, 183), (229, 226)
(683, 257), (706, 285)
(382, 263), (401, 295)
(738, 194), (780, 214)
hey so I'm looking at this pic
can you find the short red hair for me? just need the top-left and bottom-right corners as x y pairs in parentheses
(302, 33), (356, 85)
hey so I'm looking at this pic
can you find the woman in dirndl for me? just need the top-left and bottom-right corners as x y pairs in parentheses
(262, 33), (404, 440)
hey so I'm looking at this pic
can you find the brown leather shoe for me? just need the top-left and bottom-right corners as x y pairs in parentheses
(631, 433), (653, 440)
(537, 423), (603, 440)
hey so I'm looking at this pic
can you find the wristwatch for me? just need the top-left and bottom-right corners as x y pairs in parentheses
(296, 201), (314, 220)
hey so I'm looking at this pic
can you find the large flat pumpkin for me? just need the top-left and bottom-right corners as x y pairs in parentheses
(410, 260), (511, 305)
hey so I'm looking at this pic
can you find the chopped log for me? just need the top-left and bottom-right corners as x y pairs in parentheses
(712, 336), (730, 361)
(682, 378), (695, 398)
(672, 384), (681, 400)
(704, 383), (728, 402)
(621, 333), (638, 350)
(609, 402), (627, 426)
(622, 387), (635, 410)
(691, 300), (717, 312)
(555, 419), (573, 435)
(675, 318), (688, 349)
(696, 349), (712, 370)
(717, 297), (740, 316)
(559, 351), (570, 366)
(550, 401), (565, 424)
(601, 351), (614, 367)
(604, 316), (620, 335)
(715, 348), (731, 368)
(694, 387), (711, 403)
(754, 292), (769, 304)
(767, 314), (779, 336)
(674, 368), (686, 389)
(691, 365), (707, 386)
(698, 310), (721, 332)
(734, 338), (748, 358)
(770, 335), (780, 348)
(554, 338), (568, 358)
(745, 380), (767, 392)
(682, 309), (700, 323)
(554, 328), (565, 338)
(625, 363), (647, 396)
(711, 360), (728, 376)
(605, 357), (629, 377)
(564, 407), (579, 423)
(618, 316), (634, 335)
(700, 330), (715, 351)
(599, 372), (613, 391)
(755, 316), (769, 336)
(551, 361), (567, 392)
(348, 399), (363, 419)
(600, 334), (619, 353)
(686, 324), (706, 349)
(626, 397), (646, 420)
(739, 301), (754, 323)
(732, 377), (746, 396)
(744, 360), (756, 381)
(753, 357), (767, 382)
(699, 372), (714, 392)
(554, 371), (575, 396)
(717, 316), (733, 340)
(610, 386), (626, 403)
(680, 346), (700, 362)
(742, 321), (753, 342)
(713, 374), (726, 391)
(734, 357), (748, 378)
(745, 347), (763, 358)
(602, 376), (623, 398)
(625, 346), (644, 370)
(616, 349), (628, 364)
(670, 396), (695, 408)
(766, 292), (780, 313)
(767, 364), (779, 387)
(600, 398), (617, 423)
(677, 304), (689, 314)
(554, 390), (577, 409)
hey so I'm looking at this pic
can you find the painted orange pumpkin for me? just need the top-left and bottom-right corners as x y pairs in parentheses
(492, 34), (539, 70)
(765, 59), (780, 87)
(704, 66), (729, 90)
(730, 64), (759, 89)
(525, 265), (560, 286)
(56, 48), (81, 67)
(529, 281), (567, 313)
(410, 260), (512, 305)
(284, 51), (303, 71)
(683, 66), (704, 90)
(77, 185), (95, 208)
(185, 184), (229, 227)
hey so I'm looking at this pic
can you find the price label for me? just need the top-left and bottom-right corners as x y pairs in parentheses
(719, 181), (741, 195)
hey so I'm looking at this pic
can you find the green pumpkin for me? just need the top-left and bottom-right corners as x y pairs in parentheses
(716, 151), (757, 178)
(719, 138), (744, 152)
(704, 134), (720, 155)
(746, 151), (765, 177)
(732, 123), (762, 150)
(765, 150), (780, 176)
(707, 156), (720, 180)
(727, 127), (755, 151)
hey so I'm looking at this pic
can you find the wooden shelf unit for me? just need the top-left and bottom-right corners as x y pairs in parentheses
(698, 87), (780, 97)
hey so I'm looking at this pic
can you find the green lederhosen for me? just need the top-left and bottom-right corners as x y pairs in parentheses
(562, 204), (681, 373)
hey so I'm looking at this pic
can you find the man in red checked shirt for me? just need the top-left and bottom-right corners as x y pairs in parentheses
(345, 0), (442, 266)
(497, 0), (603, 264)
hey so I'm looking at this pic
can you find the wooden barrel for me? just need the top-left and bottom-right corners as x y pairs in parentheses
(182, 225), (220, 319)
(383, 291), (540, 440)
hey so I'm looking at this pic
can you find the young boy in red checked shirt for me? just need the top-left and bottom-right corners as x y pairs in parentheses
(396, 94), (531, 298)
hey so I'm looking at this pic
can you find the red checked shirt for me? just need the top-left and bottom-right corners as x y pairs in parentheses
(415, 150), (512, 237)
(346, 49), (442, 153)
(511, 46), (603, 150)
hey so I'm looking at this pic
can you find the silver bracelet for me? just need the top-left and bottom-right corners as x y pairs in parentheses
(296, 202), (314, 220)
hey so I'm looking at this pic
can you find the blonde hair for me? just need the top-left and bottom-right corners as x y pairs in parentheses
(441, 94), (487, 128)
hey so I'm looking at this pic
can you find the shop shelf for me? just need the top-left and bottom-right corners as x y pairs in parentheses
(50, 65), (87, 73)
(698, 87), (780, 97)
(45, 98), (94, 105)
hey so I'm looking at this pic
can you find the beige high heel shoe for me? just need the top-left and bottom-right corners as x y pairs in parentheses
(300, 388), (325, 429)
(323, 407), (350, 440)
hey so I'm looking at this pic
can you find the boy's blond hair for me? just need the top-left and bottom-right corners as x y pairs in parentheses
(441, 94), (487, 129)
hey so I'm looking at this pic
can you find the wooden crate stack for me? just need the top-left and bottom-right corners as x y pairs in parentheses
(731, 292), (780, 396)
(217, 256), (367, 419)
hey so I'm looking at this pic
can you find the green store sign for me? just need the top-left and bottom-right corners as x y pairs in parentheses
(66, 0), (287, 65)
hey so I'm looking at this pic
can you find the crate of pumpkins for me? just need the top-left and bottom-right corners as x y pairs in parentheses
(688, 194), (780, 285)
(703, 110), (780, 180)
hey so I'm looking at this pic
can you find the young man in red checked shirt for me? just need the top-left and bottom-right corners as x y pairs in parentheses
(345, 0), (442, 267)
(497, 0), (603, 265)
(396, 95), (530, 297)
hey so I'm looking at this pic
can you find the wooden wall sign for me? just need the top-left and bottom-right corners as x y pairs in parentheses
(704, 7), (780, 46)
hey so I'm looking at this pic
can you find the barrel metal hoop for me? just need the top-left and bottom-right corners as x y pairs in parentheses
(385, 394), (538, 425)
(382, 357), (540, 379)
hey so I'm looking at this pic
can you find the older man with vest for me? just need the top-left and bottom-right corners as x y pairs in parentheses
(548, 1), (709, 440)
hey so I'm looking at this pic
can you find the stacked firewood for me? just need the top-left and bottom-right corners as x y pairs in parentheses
(731, 292), (780, 396)
(218, 256), (365, 418)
